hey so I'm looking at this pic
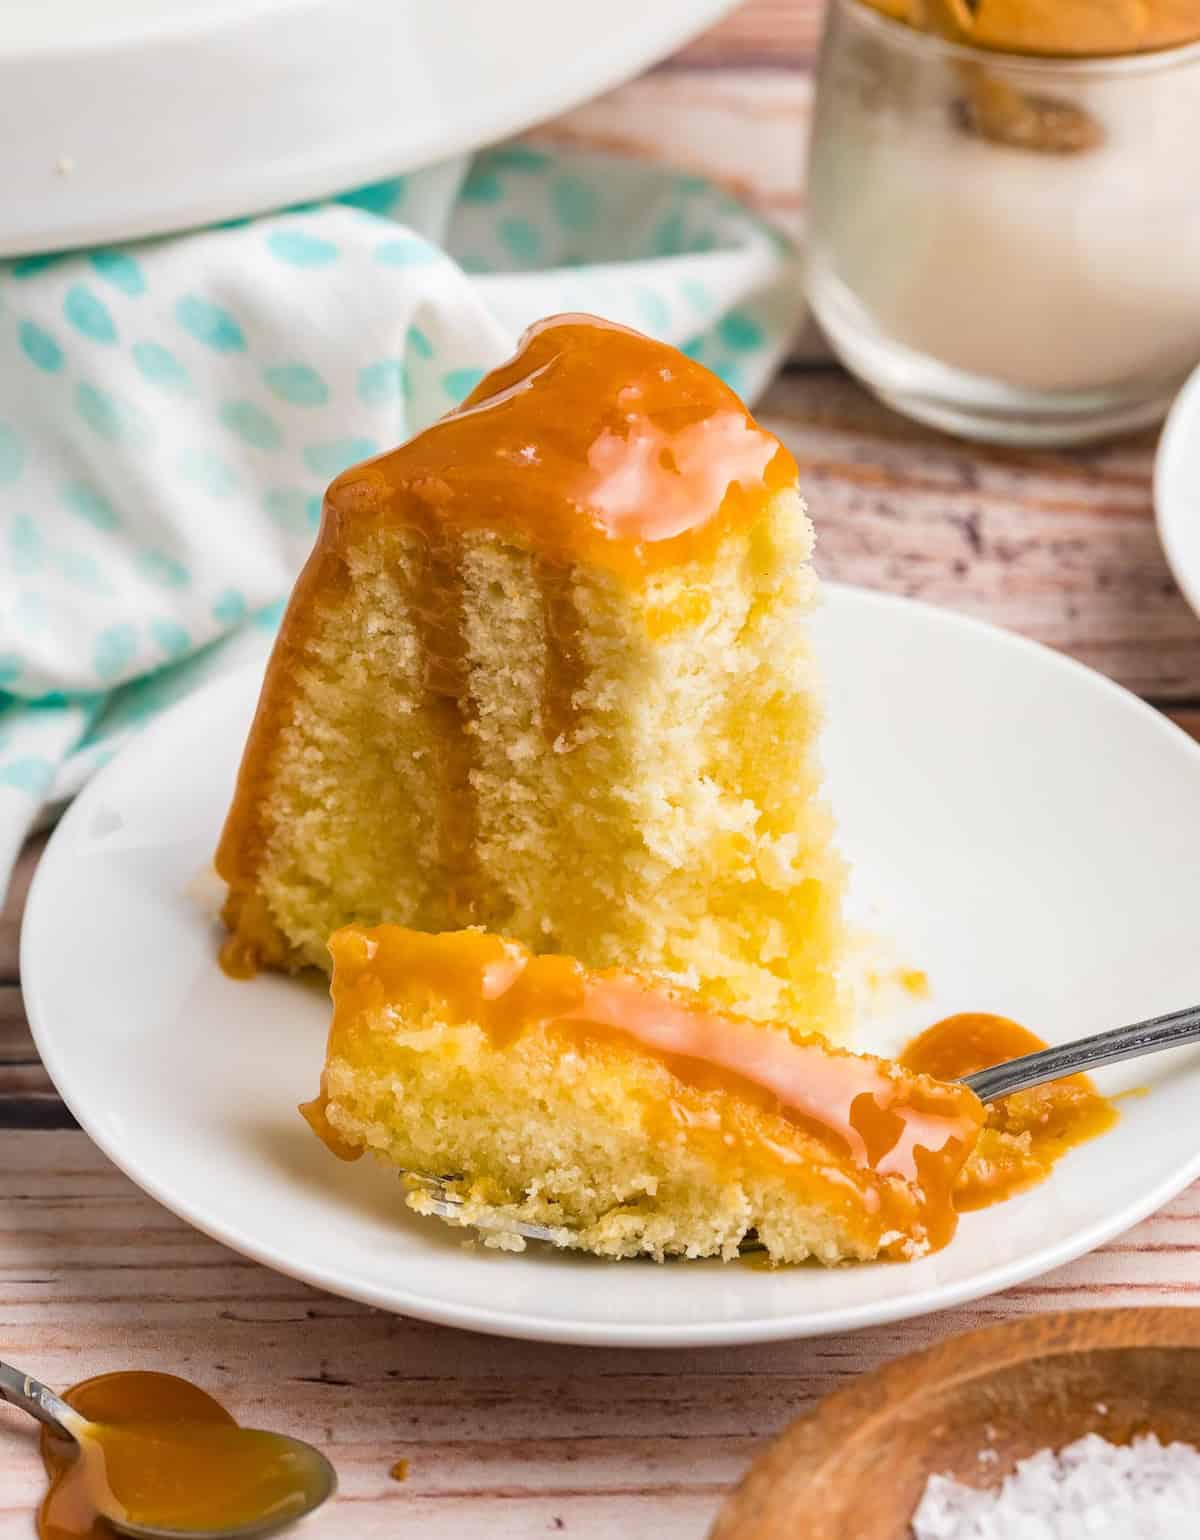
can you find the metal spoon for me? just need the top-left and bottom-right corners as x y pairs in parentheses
(959, 1000), (1200, 1103)
(403, 1000), (1200, 1248)
(0, 1361), (336, 1539)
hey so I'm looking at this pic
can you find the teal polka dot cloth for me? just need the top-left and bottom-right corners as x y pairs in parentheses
(0, 144), (803, 889)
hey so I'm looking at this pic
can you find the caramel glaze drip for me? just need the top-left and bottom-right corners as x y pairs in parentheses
(406, 522), (479, 924)
(302, 926), (985, 1257)
(538, 564), (589, 750)
(901, 1012), (1119, 1211)
(215, 315), (795, 971)
(35, 1372), (321, 1540)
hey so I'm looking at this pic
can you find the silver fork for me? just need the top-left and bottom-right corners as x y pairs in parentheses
(403, 1001), (1200, 1247)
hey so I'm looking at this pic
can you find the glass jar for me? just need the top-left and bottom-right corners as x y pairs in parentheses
(805, 0), (1200, 444)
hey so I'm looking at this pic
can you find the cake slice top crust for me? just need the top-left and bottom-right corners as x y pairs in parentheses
(323, 314), (797, 583)
(303, 925), (984, 1254)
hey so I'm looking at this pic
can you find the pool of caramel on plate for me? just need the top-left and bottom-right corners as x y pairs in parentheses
(739, 1012), (1118, 1268)
(901, 1011), (1119, 1211)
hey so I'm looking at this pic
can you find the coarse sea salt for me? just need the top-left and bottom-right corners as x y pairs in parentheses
(911, 1433), (1200, 1540)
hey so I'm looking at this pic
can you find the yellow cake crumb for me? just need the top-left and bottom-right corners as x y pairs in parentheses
(216, 316), (847, 1036)
(302, 925), (985, 1265)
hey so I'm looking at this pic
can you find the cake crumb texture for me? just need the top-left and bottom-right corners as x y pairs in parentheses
(219, 494), (844, 1031)
(303, 926), (983, 1265)
(217, 317), (846, 1035)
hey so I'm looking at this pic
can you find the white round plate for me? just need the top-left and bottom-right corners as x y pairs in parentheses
(1156, 363), (1200, 620)
(22, 586), (1200, 1347)
(0, 0), (734, 258)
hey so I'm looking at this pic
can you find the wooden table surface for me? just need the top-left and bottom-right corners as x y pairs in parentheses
(5, 3), (1200, 1536)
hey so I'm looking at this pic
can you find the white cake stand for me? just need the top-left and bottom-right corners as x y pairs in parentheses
(0, 0), (734, 257)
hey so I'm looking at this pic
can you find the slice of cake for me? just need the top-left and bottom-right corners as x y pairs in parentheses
(301, 925), (984, 1263)
(216, 313), (845, 1032)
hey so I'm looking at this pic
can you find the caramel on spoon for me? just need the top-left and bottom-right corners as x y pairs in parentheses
(0, 1361), (335, 1539)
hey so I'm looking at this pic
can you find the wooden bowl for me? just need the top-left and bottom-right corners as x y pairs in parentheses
(711, 1308), (1200, 1538)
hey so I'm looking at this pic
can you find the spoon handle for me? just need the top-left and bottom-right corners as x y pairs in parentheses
(962, 1002), (1200, 1104)
(0, 1359), (79, 1434)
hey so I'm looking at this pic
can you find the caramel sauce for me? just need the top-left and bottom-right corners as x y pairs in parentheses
(304, 925), (984, 1257)
(36, 1371), (328, 1540)
(324, 315), (795, 583)
(901, 1012), (1119, 1211)
(407, 529), (480, 925)
(862, 0), (1200, 56)
(538, 564), (589, 749)
(215, 315), (794, 971)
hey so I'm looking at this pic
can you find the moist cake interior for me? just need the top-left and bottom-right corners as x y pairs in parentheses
(303, 925), (985, 1264)
(217, 315), (846, 1034)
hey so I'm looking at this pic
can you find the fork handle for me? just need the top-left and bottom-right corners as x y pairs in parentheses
(0, 1359), (80, 1434)
(963, 1002), (1200, 1103)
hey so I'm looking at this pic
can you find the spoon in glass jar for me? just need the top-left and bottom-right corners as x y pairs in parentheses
(0, 1361), (335, 1539)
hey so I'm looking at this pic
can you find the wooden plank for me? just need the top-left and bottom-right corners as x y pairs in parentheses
(0, 1098), (76, 1131)
(1167, 707), (1200, 742)
(0, 984), (59, 1122)
(536, 68), (812, 237)
(0, 1131), (1198, 1540)
(760, 369), (1200, 700)
(667, 0), (825, 69)
(0, 832), (47, 986)
(0, 1062), (51, 1095)
(0, 987), (31, 1062)
(0, 944), (69, 1139)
